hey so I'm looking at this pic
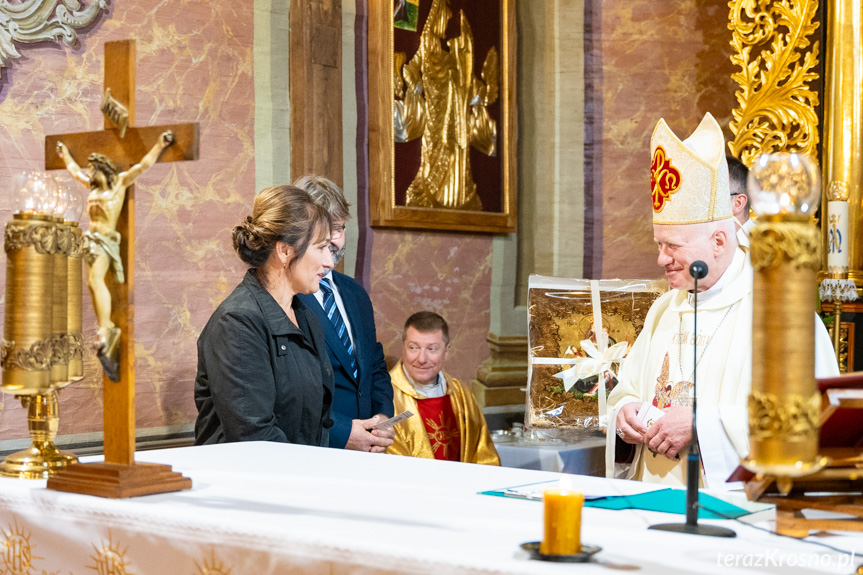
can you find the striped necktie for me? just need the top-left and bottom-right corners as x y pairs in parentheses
(319, 278), (358, 378)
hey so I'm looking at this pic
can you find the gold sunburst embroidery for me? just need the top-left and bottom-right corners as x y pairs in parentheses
(425, 412), (460, 459)
(88, 532), (134, 575)
(193, 549), (232, 575)
(0, 519), (43, 575)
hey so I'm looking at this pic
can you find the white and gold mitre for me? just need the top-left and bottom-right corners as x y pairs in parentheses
(650, 112), (732, 225)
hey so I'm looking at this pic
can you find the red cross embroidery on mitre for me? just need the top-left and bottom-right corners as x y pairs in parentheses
(651, 145), (681, 213)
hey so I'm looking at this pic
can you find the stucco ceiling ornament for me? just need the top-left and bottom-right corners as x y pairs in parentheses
(0, 0), (109, 69)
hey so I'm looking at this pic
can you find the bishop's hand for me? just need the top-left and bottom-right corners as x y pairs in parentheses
(643, 405), (692, 460)
(615, 402), (647, 445)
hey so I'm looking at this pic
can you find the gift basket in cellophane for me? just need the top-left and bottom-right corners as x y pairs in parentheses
(526, 276), (666, 439)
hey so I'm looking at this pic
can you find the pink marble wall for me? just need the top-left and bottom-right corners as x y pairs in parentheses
(368, 231), (493, 384)
(597, 0), (738, 279)
(0, 1), (254, 439)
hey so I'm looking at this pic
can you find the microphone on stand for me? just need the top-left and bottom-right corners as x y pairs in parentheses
(649, 260), (736, 538)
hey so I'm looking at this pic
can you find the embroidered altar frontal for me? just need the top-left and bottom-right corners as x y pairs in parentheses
(527, 276), (666, 434)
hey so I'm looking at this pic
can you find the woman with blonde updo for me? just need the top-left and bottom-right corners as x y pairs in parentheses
(194, 185), (336, 446)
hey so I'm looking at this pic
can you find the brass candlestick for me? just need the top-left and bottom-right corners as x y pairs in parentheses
(0, 172), (83, 479)
(67, 221), (85, 381)
(742, 153), (826, 477)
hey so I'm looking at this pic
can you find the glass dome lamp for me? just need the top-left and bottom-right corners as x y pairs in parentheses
(51, 175), (72, 221)
(9, 171), (41, 215)
(30, 172), (58, 217)
(747, 152), (821, 218)
(62, 183), (85, 224)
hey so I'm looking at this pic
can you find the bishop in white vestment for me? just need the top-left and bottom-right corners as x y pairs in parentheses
(606, 113), (838, 489)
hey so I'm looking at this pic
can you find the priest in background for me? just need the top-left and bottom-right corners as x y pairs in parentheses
(388, 312), (500, 465)
(727, 155), (753, 248)
(606, 113), (838, 488)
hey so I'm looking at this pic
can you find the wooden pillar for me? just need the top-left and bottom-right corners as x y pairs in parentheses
(289, 0), (344, 186)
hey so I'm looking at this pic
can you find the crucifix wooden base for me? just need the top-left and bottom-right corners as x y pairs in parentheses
(43, 40), (197, 498)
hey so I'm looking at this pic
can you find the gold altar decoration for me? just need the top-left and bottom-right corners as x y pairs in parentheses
(368, 0), (516, 233)
(743, 153), (825, 477)
(393, 0), (498, 210)
(727, 0), (820, 165)
(526, 276), (665, 435)
(822, 0), (863, 305)
(0, 0), (107, 69)
(0, 172), (83, 479)
(820, 181), (858, 364)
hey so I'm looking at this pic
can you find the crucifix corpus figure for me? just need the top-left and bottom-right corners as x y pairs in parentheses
(56, 130), (175, 378)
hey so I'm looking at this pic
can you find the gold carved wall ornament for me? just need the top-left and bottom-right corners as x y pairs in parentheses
(393, 0), (499, 210)
(727, 0), (820, 165)
(0, 0), (109, 70)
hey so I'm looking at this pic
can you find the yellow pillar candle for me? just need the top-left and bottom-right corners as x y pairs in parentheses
(540, 488), (584, 555)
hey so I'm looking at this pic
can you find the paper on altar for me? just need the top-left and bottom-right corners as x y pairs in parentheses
(484, 478), (667, 502)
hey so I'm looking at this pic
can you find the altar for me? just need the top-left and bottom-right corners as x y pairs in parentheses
(0, 442), (858, 574)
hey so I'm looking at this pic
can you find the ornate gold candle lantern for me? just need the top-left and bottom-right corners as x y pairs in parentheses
(54, 176), (85, 383)
(50, 189), (70, 386)
(0, 171), (79, 479)
(743, 153), (826, 477)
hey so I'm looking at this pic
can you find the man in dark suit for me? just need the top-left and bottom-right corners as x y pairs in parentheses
(295, 176), (395, 452)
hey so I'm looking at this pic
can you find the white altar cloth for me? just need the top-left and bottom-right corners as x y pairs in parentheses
(0, 442), (858, 574)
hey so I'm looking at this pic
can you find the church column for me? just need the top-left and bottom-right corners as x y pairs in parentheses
(254, 0), (291, 189)
(473, 0), (586, 414)
(823, 0), (863, 283)
(289, 0), (343, 186)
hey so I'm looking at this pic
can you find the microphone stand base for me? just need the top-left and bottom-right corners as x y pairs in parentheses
(649, 523), (736, 538)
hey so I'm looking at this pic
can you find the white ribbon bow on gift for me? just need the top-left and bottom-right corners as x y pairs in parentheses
(553, 339), (629, 392)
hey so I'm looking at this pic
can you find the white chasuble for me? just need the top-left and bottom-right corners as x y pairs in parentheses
(605, 248), (839, 488)
(606, 249), (752, 489)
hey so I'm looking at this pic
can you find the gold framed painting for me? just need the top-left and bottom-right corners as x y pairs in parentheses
(369, 0), (517, 234)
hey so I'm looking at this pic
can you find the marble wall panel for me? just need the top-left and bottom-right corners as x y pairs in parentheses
(0, 0), (254, 439)
(596, 0), (737, 279)
(368, 230), (493, 385)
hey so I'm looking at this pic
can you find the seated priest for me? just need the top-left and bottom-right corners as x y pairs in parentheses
(606, 113), (839, 488)
(388, 312), (500, 465)
(194, 185), (335, 447)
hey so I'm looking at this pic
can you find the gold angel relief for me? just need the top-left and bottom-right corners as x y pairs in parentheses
(394, 0), (499, 210)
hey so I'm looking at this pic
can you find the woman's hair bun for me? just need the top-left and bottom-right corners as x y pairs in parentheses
(232, 215), (268, 267)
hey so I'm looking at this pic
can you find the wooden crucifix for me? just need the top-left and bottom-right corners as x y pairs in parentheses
(43, 40), (197, 498)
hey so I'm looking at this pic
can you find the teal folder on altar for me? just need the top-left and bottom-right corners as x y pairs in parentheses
(583, 489), (750, 520)
(480, 482), (752, 519)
